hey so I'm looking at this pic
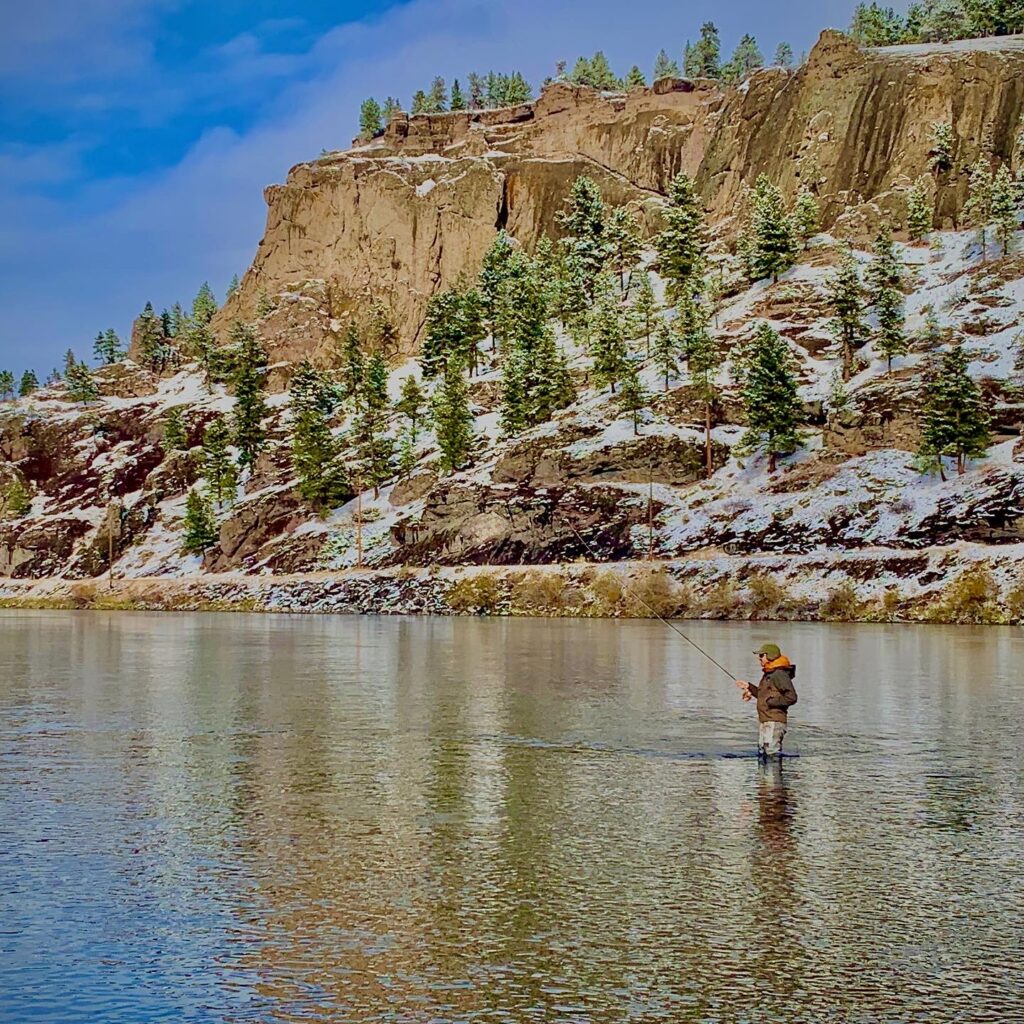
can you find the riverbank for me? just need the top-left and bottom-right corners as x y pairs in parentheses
(2, 542), (1021, 625)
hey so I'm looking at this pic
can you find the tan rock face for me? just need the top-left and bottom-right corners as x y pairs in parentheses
(217, 31), (1024, 373)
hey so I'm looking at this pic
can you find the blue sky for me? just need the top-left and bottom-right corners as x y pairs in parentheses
(0, 0), (880, 374)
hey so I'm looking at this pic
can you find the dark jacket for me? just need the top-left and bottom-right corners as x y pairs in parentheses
(748, 663), (798, 724)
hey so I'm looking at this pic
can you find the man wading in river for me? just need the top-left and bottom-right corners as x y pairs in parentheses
(735, 643), (798, 759)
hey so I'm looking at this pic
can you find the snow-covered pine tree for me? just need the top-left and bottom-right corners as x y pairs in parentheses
(395, 374), (426, 441)
(929, 121), (955, 174)
(478, 229), (517, 346)
(338, 320), (366, 403)
(359, 98), (383, 140)
(656, 171), (707, 301)
(290, 372), (348, 510)
(229, 322), (269, 470)
(421, 288), (484, 378)
(556, 175), (607, 296)
(226, 274), (240, 300)
(625, 65), (646, 89)
(201, 416), (238, 507)
(617, 359), (648, 435)
(774, 42), (794, 68)
(907, 178), (933, 241)
(0, 370), (14, 399)
(865, 225), (903, 301)
(397, 427), (418, 481)
(632, 272), (658, 357)
(918, 343), (991, 478)
(964, 158), (994, 260)
(827, 245), (867, 381)
(751, 175), (798, 282)
(64, 362), (98, 403)
(740, 322), (803, 473)
(605, 206), (642, 293)
(590, 289), (629, 393)
(652, 321), (678, 391)
(687, 313), (722, 477)
(793, 188), (819, 249)
(94, 329), (124, 364)
(161, 407), (188, 453)
(182, 490), (218, 555)
(654, 49), (680, 80)
(875, 285), (907, 373)
(991, 165), (1018, 256)
(192, 282), (217, 324)
(431, 355), (474, 473)
(18, 370), (39, 396)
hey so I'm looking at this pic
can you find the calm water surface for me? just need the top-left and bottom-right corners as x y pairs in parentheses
(1, 612), (1022, 1023)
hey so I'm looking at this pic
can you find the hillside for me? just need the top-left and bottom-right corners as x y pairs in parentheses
(2, 32), (1024, 623)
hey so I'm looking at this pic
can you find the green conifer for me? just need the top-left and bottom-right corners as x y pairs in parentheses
(226, 274), (240, 300)
(875, 285), (908, 372)
(694, 22), (722, 77)
(625, 65), (646, 89)
(652, 321), (678, 390)
(617, 360), (648, 435)
(4, 477), (31, 518)
(964, 158), (994, 259)
(654, 49), (680, 80)
(201, 416), (238, 507)
(359, 97), (383, 140)
(64, 362), (98, 402)
(827, 246), (867, 381)
(137, 302), (165, 371)
(410, 90), (428, 115)
(192, 282), (217, 324)
(161, 407), (188, 453)
(93, 328), (123, 364)
(395, 374), (426, 440)
(229, 322), (268, 470)
(428, 76), (448, 112)
(605, 206), (643, 292)
(431, 356), (474, 472)
(740, 322), (804, 473)
(793, 188), (819, 249)
(478, 229), (517, 345)
(18, 369), (39, 396)
(929, 121), (954, 174)
(338, 320), (366, 403)
(687, 311), (722, 476)
(918, 344), (991, 478)
(450, 79), (466, 111)
(751, 175), (798, 282)
(182, 490), (218, 555)
(590, 290), (629, 393)
(557, 175), (607, 295)
(397, 427), (418, 480)
(865, 225), (903, 301)
(907, 178), (933, 241)
(656, 171), (707, 301)
(632, 272), (659, 356)
(774, 42), (794, 68)
(991, 165), (1018, 256)
(0, 370), (14, 399)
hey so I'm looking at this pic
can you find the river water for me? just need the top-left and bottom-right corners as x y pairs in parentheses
(1, 612), (1022, 1023)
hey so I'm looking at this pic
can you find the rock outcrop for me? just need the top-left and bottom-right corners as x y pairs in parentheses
(217, 32), (1024, 367)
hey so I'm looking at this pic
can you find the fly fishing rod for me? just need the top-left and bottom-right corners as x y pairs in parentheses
(563, 518), (739, 683)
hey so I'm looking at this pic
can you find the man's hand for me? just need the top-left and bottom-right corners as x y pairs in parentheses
(735, 679), (753, 702)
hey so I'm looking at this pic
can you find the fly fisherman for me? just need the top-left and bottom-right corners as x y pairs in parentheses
(735, 643), (798, 759)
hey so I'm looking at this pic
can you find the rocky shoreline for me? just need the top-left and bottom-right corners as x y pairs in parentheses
(2, 543), (1021, 625)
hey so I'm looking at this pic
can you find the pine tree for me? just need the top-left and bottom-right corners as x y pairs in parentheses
(431, 356), (474, 473)
(793, 188), (819, 249)
(590, 290), (629, 393)
(865, 225), (903, 301)
(18, 370), (39, 396)
(64, 361), (98, 403)
(964, 158), (994, 260)
(605, 206), (643, 292)
(338, 320), (366, 403)
(182, 490), (218, 555)
(850, 2), (907, 44)
(693, 22), (722, 77)
(369, 300), (399, 356)
(907, 178), (933, 241)
(291, 382), (348, 510)
(397, 427), (418, 481)
(467, 73), (485, 109)
(625, 65), (646, 89)
(929, 121), (955, 174)
(751, 175), (798, 282)
(875, 285), (907, 373)
(4, 478), (31, 518)
(478, 229), (517, 345)
(653, 49), (680, 80)
(428, 76), (448, 112)
(64, 348), (77, 375)
(723, 34), (763, 84)
(359, 97), (383, 140)
(450, 79), (466, 111)
(652, 320), (678, 390)
(991, 164), (1018, 256)
(588, 51), (620, 90)
(169, 302), (186, 337)
(226, 274), (240, 300)
(740, 323), (803, 473)
(0, 370), (13, 399)
(410, 90), (428, 115)
(136, 302), (165, 371)
(656, 171), (707, 301)
(395, 374), (426, 441)
(617, 359), (648, 435)
(827, 246), (867, 381)
(192, 282), (217, 324)
(382, 96), (401, 121)
(162, 407), (188, 453)
(557, 175), (607, 296)
(201, 416), (238, 507)
(229, 322), (268, 470)
(421, 288), (484, 378)
(687, 311), (722, 476)
(774, 42), (794, 68)
(918, 344), (991, 478)
(570, 56), (594, 86)
(632, 272), (659, 356)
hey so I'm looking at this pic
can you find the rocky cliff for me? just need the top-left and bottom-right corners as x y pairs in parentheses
(216, 31), (1024, 367)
